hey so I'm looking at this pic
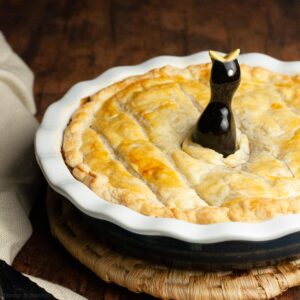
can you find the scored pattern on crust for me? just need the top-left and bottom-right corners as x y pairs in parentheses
(63, 64), (300, 224)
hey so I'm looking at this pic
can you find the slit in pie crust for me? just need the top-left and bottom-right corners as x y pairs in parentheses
(63, 63), (300, 224)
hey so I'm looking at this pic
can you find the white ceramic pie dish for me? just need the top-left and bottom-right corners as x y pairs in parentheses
(35, 51), (300, 244)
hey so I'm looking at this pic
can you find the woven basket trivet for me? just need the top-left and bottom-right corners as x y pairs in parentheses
(46, 189), (300, 300)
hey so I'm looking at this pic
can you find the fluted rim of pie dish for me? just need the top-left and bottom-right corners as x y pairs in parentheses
(35, 51), (300, 244)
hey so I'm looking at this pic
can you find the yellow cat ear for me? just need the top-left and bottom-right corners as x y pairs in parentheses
(224, 49), (240, 61)
(209, 50), (225, 62)
(209, 49), (240, 62)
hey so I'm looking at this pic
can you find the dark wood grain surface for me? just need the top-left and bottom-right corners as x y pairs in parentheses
(0, 0), (299, 299)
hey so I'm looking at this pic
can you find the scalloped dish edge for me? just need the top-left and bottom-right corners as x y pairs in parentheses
(35, 52), (300, 243)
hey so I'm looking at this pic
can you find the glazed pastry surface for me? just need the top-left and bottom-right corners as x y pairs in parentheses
(63, 64), (300, 224)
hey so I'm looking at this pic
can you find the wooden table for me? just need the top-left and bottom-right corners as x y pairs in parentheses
(0, 0), (299, 299)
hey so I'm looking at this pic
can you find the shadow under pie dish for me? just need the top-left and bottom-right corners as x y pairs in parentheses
(36, 51), (300, 270)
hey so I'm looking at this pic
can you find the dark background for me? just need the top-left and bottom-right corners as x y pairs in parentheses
(0, 0), (299, 299)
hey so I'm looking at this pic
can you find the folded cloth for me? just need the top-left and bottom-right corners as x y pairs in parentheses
(0, 32), (86, 300)
(0, 259), (56, 299)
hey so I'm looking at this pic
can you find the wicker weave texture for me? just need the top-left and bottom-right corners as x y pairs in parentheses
(47, 190), (300, 300)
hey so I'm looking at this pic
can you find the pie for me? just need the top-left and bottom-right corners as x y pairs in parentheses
(63, 63), (300, 224)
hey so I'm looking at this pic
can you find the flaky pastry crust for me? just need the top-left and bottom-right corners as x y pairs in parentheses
(63, 63), (300, 224)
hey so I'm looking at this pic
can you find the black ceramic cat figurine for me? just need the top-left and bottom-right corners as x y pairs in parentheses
(192, 49), (241, 157)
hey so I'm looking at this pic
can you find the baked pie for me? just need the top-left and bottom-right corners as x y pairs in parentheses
(63, 51), (300, 224)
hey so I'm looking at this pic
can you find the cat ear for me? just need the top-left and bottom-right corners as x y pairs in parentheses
(209, 49), (240, 63)
(209, 50), (225, 62)
(224, 49), (240, 62)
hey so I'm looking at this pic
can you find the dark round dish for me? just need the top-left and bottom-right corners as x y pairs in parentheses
(36, 52), (300, 272)
(83, 213), (300, 271)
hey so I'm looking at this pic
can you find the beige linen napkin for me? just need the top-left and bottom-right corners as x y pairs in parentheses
(0, 32), (86, 300)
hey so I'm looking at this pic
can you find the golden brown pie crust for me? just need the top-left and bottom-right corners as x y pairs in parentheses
(63, 63), (300, 224)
